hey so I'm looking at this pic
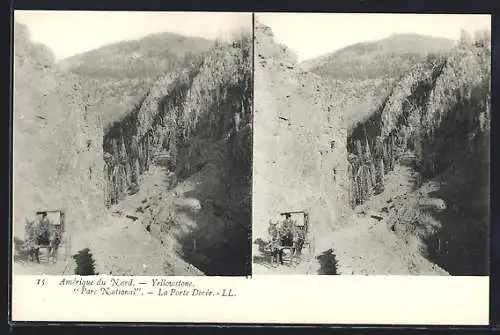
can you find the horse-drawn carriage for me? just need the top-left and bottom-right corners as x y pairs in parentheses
(264, 210), (314, 265)
(23, 210), (67, 264)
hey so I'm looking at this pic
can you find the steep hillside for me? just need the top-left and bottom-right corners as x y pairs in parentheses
(252, 24), (489, 276)
(13, 22), (104, 239)
(99, 32), (252, 276)
(346, 30), (491, 275)
(59, 32), (212, 79)
(301, 34), (456, 128)
(13, 22), (252, 276)
(58, 32), (213, 130)
(253, 22), (349, 261)
(322, 77), (395, 131)
(302, 33), (455, 80)
(252, 23), (443, 276)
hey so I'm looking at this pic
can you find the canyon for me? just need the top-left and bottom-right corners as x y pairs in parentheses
(253, 23), (490, 276)
(12, 19), (490, 276)
(13, 22), (252, 276)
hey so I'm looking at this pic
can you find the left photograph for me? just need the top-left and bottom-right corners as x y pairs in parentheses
(12, 11), (253, 276)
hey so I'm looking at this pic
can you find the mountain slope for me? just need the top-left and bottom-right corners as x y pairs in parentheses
(58, 32), (213, 130)
(58, 32), (213, 79)
(345, 30), (491, 275)
(300, 34), (456, 129)
(301, 33), (456, 80)
(13, 22), (252, 276)
(98, 31), (253, 276)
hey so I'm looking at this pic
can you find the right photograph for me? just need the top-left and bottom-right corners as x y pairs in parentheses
(252, 13), (491, 276)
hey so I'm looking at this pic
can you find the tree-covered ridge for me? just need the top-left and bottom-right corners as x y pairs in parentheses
(347, 29), (490, 209)
(58, 32), (213, 80)
(102, 30), (252, 213)
(302, 33), (455, 80)
(58, 33), (213, 132)
(343, 30), (490, 275)
(300, 34), (456, 130)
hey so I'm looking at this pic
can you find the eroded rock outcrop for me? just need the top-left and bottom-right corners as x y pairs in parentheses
(102, 37), (252, 208)
(347, 32), (490, 209)
(13, 22), (104, 238)
(346, 31), (490, 275)
(253, 22), (349, 242)
(101, 32), (253, 275)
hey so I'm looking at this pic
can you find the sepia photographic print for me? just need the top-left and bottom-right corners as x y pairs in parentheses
(252, 13), (491, 276)
(12, 11), (253, 277)
(10, 11), (491, 325)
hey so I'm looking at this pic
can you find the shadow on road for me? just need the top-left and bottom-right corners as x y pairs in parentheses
(174, 189), (251, 276)
(316, 248), (339, 275)
(422, 177), (489, 276)
(73, 248), (97, 275)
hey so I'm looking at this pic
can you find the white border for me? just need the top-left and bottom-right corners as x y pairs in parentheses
(12, 275), (489, 324)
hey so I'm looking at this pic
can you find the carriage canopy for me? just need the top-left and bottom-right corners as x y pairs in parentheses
(279, 211), (309, 228)
(35, 210), (65, 232)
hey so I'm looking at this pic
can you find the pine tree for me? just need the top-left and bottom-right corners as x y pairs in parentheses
(356, 164), (373, 204)
(347, 162), (356, 208)
(365, 139), (377, 191)
(103, 162), (111, 208)
(459, 29), (472, 46)
(382, 138), (390, 174)
(388, 134), (396, 171)
(356, 139), (363, 158)
(373, 136), (385, 185)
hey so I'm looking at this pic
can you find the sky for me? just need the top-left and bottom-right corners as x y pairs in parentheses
(14, 12), (492, 63)
(257, 13), (492, 62)
(14, 11), (252, 61)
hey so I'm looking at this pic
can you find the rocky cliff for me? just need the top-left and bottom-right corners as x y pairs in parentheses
(253, 22), (349, 242)
(102, 35), (252, 208)
(58, 33), (213, 128)
(346, 31), (490, 274)
(101, 32), (253, 275)
(13, 22), (104, 238)
(301, 34), (456, 130)
(13, 19), (252, 275)
(347, 31), (490, 208)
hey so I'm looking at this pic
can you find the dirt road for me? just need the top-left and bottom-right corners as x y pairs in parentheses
(69, 163), (208, 276)
(254, 152), (448, 276)
(14, 161), (207, 276)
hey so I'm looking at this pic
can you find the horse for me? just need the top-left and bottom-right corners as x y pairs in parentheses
(293, 228), (306, 256)
(47, 229), (62, 264)
(268, 238), (283, 265)
(25, 238), (40, 263)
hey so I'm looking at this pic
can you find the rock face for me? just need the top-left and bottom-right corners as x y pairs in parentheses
(301, 34), (456, 131)
(101, 32), (253, 275)
(102, 36), (252, 210)
(13, 19), (252, 275)
(253, 22), (349, 241)
(13, 22), (104, 238)
(347, 31), (490, 210)
(346, 31), (490, 275)
(58, 32), (213, 128)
